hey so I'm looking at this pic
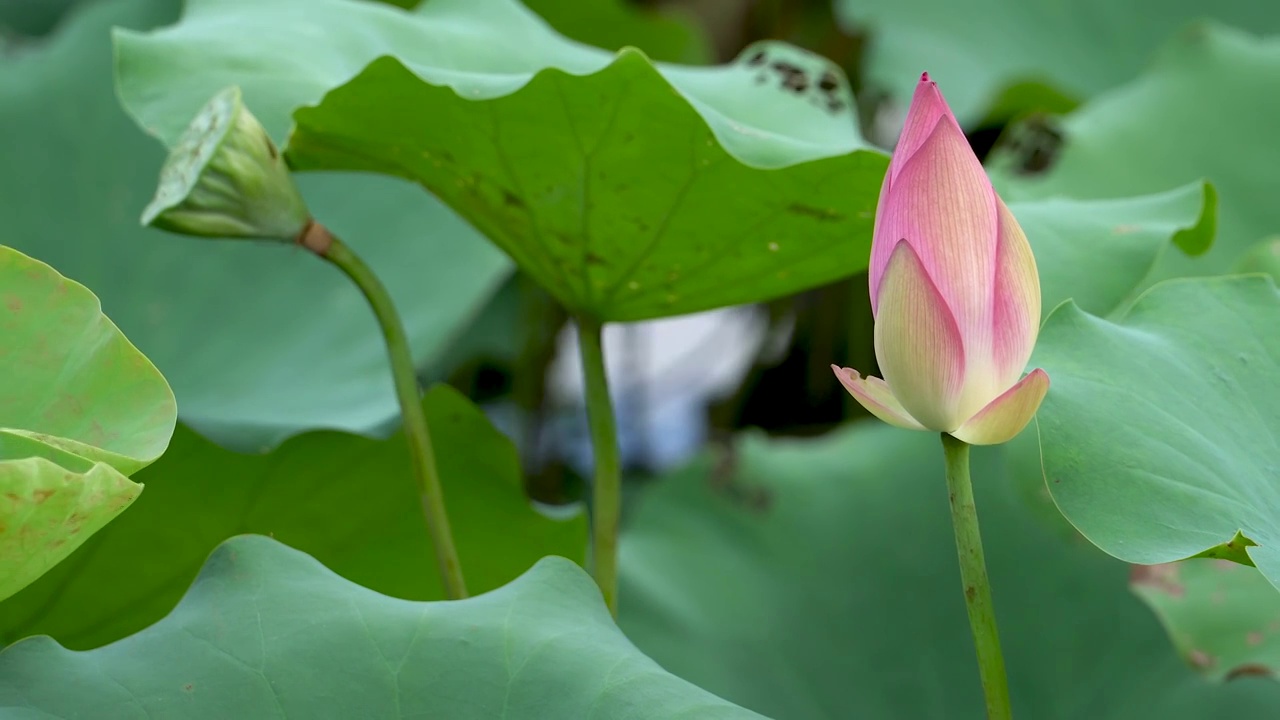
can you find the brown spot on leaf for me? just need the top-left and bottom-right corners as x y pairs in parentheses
(741, 51), (847, 114)
(965, 586), (977, 601)
(1225, 663), (1274, 681)
(31, 489), (54, 503)
(1188, 649), (1216, 669)
(4, 295), (20, 313)
(1000, 114), (1065, 176)
(51, 393), (85, 419)
(1247, 631), (1264, 646)
(709, 442), (737, 491)
(706, 439), (773, 515)
(769, 61), (808, 94)
(502, 189), (526, 209)
(788, 203), (843, 221)
(1112, 224), (1141, 234)
(777, 67), (809, 93)
(1131, 562), (1184, 598)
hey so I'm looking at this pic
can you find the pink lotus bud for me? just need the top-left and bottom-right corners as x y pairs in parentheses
(832, 73), (1048, 445)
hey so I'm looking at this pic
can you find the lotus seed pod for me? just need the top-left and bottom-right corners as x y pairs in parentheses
(141, 86), (309, 242)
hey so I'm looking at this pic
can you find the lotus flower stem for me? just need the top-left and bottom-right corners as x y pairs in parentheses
(576, 316), (621, 616)
(308, 224), (468, 600)
(941, 433), (1010, 719)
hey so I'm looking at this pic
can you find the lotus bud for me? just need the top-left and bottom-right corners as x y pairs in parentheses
(141, 86), (310, 242)
(832, 73), (1049, 446)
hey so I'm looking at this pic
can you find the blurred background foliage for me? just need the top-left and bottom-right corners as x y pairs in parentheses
(3, 0), (1280, 717)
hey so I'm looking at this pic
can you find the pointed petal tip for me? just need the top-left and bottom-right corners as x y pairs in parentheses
(950, 369), (1050, 446)
(870, 237), (910, 311)
(883, 72), (966, 186)
(904, 72), (957, 126)
(829, 365), (926, 432)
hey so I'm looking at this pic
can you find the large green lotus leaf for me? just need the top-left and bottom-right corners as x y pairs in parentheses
(0, 245), (175, 602)
(0, 459), (141, 603)
(0, 536), (762, 719)
(835, 0), (1280, 124)
(0, 246), (175, 474)
(523, 0), (710, 64)
(1030, 276), (1280, 590)
(999, 182), (1216, 530)
(1, 0), (509, 452)
(1133, 559), (1280, 682)
(1014, 180), (1215, 319)
(115, 0), (888, 322)
(618, 426), (1280, 718)
(989, 25), (1280, 285)
(0, 384), (586, 649)
(1000, 180), (1214, 512)
(0, 0), (80, 36)
(370, 0), (713, 61)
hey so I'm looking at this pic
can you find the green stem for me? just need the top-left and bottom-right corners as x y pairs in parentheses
(576, 316), (621, 616)
(941, 433), (1011, 720)
(317, 228), (467, 600)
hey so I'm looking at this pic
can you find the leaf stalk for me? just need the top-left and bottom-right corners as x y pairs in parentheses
(576, 315), (621, 616)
